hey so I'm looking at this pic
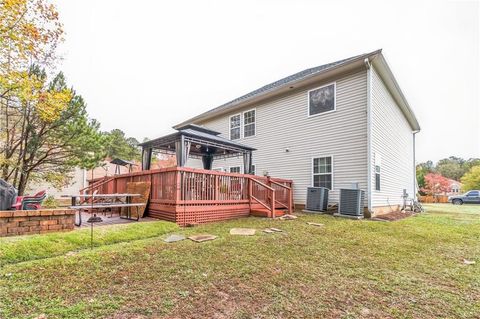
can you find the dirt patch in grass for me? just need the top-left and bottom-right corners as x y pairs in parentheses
(372, 210), (415, 221)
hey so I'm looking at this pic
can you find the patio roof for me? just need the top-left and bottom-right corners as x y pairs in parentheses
(139, 124), (255, 173)
(140, 124), (255, 159)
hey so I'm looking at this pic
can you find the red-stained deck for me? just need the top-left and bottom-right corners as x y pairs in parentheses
(84, 167), (293, 226)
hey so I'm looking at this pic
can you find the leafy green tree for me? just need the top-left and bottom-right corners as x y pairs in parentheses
(416, 160), (435, 190)
(0, 69), (106, 194)
(436, 156), (465, 181)
(461, 166), (480, 191)
(103, 129), (141, 161)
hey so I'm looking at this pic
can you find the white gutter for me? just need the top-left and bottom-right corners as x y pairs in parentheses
(365, 58), (373, 213)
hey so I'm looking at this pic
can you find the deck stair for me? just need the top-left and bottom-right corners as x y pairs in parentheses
(250, 208), (288, 218)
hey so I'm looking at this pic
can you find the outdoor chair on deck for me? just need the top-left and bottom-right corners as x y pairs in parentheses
(12, 190), (47, 210)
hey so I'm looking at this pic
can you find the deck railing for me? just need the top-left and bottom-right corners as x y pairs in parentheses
(85, 167), (293, 218)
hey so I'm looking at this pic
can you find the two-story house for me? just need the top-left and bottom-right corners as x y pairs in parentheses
(172, 49), (420, 215)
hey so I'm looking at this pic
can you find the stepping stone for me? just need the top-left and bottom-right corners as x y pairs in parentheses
(263, 228), (275, 234)
(280, 214), (298, 220)
(188, 234), (217, 242)
(307, 222), (324, 227)
(230, 228), (256, 236)
(463, 259), (476, 265)
(164, 234), (186, 243)
(269, 228), (283, 232)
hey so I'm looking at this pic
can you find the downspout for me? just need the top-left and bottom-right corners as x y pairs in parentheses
(413, 130), (419, 200)
(365, 58), (373, 215)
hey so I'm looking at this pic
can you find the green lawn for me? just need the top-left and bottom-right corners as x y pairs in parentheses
(0, 204), (479, 318)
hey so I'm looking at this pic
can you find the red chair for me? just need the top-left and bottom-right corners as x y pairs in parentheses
(11, 190), (47, 210)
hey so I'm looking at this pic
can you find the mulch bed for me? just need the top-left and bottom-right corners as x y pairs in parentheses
(372, 210), (415, 221)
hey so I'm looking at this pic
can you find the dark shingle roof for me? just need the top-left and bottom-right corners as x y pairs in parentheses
(174, 51), (376, 128)
(213, 54), (362, 111)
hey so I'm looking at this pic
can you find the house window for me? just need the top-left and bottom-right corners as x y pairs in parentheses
(229, 166), (241, 173)
(375, 165), (381, 191)
(308, 83), (336, 116)
(313, 157), (332, 189)
(230, 114), (241, 140)
(243, 109), (256, 137)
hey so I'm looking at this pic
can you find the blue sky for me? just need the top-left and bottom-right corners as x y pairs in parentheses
(53, 0), (479, 163)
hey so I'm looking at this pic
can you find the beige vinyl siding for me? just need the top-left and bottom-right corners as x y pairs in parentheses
(370, 66), (414, 207)
(191, 69), (368, 205)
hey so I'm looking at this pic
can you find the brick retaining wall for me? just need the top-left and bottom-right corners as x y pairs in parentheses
(0, 209), (75, 237)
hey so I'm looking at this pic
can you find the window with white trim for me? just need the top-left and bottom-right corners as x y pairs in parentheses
(308, 83), (336, 116)
(313, 157), (332, 189)
(229, 166), (241, 173)
(243, 109), (255, 137)
(375, 165), (381, 191)
(374, 153), (381, 191)
(230, 114), (241, 140)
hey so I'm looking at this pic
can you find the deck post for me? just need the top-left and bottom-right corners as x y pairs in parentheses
(175, 169), (182, 203)
(288, 183), (293, 214)
(214, 175), (219, 201)
(271, 188), (276, 218)
(248, 177), (252, 211)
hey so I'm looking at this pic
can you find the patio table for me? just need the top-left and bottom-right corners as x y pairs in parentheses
(62, 193), (141, 226)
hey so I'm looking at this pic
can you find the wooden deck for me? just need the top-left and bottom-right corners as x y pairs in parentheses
(83, 167), (293, 226)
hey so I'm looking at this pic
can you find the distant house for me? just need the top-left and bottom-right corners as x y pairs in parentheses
(447, 179), (462, 195)
(172, 49), (421, 215)
(27, 167), (87, 199)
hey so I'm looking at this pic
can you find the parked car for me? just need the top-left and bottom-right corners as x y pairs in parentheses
(448, 190), (480, 205)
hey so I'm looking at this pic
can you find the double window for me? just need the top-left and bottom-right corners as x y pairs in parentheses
(229, 166), (241, 173)
(230, 109), (255, 140)
(308, 83), (336, 116)
(312, 156), (332, 189)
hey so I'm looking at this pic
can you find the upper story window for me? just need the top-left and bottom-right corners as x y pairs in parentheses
(243, 109), (256, 137)
(308, 83), (336, 116)
(313, 156), (332, 189)
(230, 114), (241, 140)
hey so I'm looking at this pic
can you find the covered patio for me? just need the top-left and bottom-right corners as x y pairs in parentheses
(140, 124), (255, 174)
(85, 125), (293, 225)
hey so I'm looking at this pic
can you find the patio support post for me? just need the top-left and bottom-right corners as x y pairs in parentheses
(141, 147), (153, 171)
(175, 135), (191, 167)
(243, 151), (253, 174)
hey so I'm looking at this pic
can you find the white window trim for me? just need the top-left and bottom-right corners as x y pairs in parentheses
(229, 166), (241, 174)
(229, 113), (241, 140)
(374, 153), (382, 192)
(242, 108), (256, 139)
(311, 155), (334, 190)
(307, 82), (337, 118)
(228, 108), (257, 140)
(374, 165), (381, 191)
